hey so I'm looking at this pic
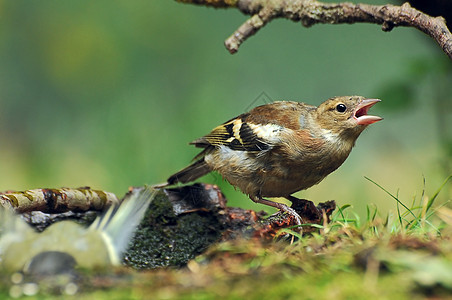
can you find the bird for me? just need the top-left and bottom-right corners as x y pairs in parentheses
(0, 186), (156, 274)
(165, 96), (382, 225)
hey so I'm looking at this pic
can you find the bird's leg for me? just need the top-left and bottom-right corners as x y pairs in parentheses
(251, 196), (303, 226)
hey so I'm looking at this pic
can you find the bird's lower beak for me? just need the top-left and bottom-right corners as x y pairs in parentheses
(354, 99), (383, 125)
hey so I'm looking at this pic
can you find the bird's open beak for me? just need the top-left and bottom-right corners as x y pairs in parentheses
(354, 99), (383, 125)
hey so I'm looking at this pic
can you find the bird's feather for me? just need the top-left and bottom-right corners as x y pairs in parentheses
(90, 186), (157, 264)
(167, 159), (211, 185)
(191, 117), (273, 154)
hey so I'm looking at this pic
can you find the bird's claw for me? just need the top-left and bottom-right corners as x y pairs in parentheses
(282, 205), (303, 228)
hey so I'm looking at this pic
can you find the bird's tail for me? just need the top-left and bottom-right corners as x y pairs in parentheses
(167, 159), (211, 185)
(90, 186), (156, 264)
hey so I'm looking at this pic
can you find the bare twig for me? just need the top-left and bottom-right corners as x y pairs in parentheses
(176, 0), (452, 59)
(0, 187), (119, 213)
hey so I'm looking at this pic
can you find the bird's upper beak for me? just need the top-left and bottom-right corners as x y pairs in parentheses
(354, 99), (383, 125)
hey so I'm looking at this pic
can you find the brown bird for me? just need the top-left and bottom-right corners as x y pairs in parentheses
(165, 96), (382, 224)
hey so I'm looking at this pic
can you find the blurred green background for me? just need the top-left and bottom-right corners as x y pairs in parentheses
(0, 0), (450, 218)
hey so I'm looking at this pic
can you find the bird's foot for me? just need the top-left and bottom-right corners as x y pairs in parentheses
(252, 197), (303, 228)
(279, 204), (303, 227)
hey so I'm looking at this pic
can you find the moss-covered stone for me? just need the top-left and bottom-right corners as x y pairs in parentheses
(123, 190), (224, 269)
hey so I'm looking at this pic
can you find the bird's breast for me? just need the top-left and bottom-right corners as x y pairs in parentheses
(204, 137), (352, 198)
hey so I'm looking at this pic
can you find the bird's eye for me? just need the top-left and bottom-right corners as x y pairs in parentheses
(336, 103), (347, 113)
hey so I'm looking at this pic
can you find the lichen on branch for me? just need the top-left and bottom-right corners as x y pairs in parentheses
(176, 0), (452, 59)
(0, 187), (118, 213)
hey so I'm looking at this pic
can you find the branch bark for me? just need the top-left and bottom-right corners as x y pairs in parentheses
(0, 187), (118, 213)
(176, 0), (452, 59)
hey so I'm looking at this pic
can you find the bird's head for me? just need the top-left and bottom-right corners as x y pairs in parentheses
(314, 96), (382, 140)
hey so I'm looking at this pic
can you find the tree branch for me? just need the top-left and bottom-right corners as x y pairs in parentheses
(176, 0), (452, 59)
(0, 187), (118, 213)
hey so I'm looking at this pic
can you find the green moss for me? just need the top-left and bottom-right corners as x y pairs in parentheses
(123, 190), (224, 269)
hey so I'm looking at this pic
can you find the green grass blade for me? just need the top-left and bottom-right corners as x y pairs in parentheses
(365, 176), (419, 225)
(334, 204), (351, 223)
(396, 190), (403, 228)
(426, 175), (452, 213)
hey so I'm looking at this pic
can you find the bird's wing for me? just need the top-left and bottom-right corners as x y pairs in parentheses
(190, 115), (284, 153)
(189, 101), (312, 159)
